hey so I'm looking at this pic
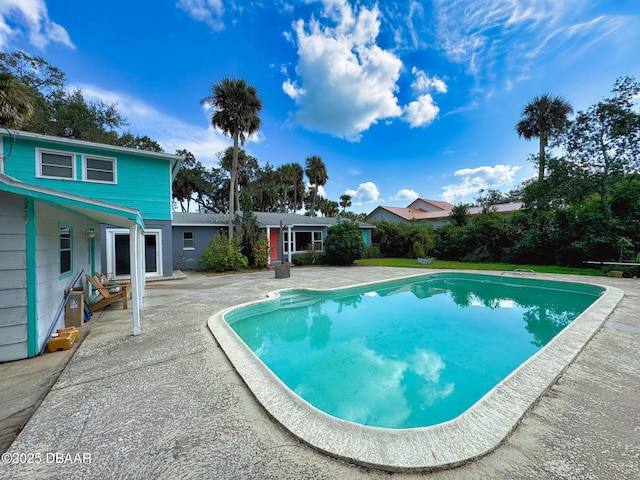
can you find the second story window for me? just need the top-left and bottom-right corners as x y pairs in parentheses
(38, 150), (74, 179)
(84, 155), (116, 183)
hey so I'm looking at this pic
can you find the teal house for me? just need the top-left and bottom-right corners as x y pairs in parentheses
(0, 129), (183, 362)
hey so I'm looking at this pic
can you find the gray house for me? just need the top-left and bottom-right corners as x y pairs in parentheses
(172, 212), (374, 269)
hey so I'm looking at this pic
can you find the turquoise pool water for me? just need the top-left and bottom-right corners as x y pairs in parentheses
(226, 273), (602, 429)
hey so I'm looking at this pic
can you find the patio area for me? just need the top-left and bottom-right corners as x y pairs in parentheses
(1, 266), (639, 479)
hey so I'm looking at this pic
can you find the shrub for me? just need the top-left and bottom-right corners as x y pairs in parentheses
(324, 220), (365, 265)
(363, 244), (380, 259)
(251, 232), (272, 268)
(198, 234), (248, 272)
(291, 252), (328, 266)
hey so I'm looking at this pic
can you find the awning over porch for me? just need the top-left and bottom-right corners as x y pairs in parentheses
(0, 173), (146, 336)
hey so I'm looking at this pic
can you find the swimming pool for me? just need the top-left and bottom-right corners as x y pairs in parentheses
(225, 273), (602, 429)
(208, 271), (622, 471)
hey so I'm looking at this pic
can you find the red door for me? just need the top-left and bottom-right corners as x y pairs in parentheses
(269, 229), (279, 261)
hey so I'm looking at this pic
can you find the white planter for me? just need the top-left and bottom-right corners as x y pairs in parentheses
(417, 258), (434, 265)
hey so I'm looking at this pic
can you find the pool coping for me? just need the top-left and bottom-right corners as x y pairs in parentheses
(207, 271), (624, 472)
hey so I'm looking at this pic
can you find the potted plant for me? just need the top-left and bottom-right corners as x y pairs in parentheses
(413, 238), (434, 265)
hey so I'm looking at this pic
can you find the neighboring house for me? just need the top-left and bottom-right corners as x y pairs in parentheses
(0, 129), (183, 362)
(364, 198), (524, 227)
(172, 211), (375, 268)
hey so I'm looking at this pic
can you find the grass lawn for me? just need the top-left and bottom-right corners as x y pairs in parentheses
(355, 258), (606, 276)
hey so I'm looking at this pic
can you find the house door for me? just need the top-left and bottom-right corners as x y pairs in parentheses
(107, 229), (162, 278)
(269, 229), (279, 261)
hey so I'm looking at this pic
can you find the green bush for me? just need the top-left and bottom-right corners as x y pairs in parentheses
(251, 232), (272, 268)
(363, 244), (380, 259)
(291, 252), (328, 266)
(324, 220), (365, 265)
(198, 234), (248, 272)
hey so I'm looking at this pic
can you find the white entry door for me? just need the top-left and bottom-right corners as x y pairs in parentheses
(106, 228), (162, 278)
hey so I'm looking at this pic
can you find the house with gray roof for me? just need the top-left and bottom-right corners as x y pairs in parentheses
(172, 212), (374, 269)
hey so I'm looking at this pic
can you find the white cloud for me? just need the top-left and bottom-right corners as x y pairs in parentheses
(411, 67), (447, 94)
(403, 94), (439, 128)
(0, 0), (74, 50)
(440, 164), (521, 203)
(431, 0), (629, 83)
(77, 84), (231, 168)
(345, 181), (380, 204)
(283, 1), (403, 141)
(391, 189), (419, 202)
(177, 0), (225, 31)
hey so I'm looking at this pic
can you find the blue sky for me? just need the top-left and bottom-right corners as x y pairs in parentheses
(1, 1), (639, 213)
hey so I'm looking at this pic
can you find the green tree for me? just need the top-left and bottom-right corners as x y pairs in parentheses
(277, 162), (305, 212)
(115, 132), (163, 152)
(202, 78), (262, 237)
(324, 220), (365, 265)
(0, 51), (65, 101)
(305, 155), (328, 215)
(0, 72), (35, 128)
(172, 150), (214, 212)
(563, 76), (640, 216)
(339, 194), (352, 213)
(516, 94), (573, 183)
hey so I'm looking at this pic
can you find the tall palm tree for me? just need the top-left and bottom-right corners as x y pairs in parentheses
(0, 73), (35, 129)
(339, 194), (352, 213)
(202, 78), (261, 237)
(516, 94), (573, 183)
(305, 155), (328, 215)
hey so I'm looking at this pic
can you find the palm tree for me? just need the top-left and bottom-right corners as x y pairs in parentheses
(516, 94), (572, 183)
(0, 73), (35, 129)
(202, 78), (261, 237)
(305, 155), (328, 215)
(339, 194), (352, 213)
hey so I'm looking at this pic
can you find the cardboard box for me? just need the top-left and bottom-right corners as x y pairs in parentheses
(65, 288), (84, 327)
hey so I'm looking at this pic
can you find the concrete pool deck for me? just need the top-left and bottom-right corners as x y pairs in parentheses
(1, 267), (639, 479)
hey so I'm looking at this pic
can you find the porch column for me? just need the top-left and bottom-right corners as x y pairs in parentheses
(266, 226), (271, 265)
(129, 223), (144, 335)
(287, 225), (292, 263)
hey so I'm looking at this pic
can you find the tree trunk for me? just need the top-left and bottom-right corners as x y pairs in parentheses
(538, 134), (547, 183)
(229, 128), (239, 238)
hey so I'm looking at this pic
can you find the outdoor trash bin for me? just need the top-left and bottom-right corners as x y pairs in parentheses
(65, 288), (84, 327)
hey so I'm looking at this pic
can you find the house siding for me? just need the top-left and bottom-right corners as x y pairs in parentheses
(172, 226), (221, 270)
(5, 138), (173, 220)
(0, 191), (28, 362)
(34, 202), (96, 354)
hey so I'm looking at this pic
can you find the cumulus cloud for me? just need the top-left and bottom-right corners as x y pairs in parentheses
(440, 164), (521, 203)
(177, 0), (225, 31)
(345, 181), (380, 205)
(78, 84), (231, 167)
(391, 188), (419, 202)
(403, 94), (439, 128)
(283, 1), (404, 141)
(0, 0), (74, 50)
(411, 67), (447, 94)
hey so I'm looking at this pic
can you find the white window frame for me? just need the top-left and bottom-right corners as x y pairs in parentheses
(37, 148), (75, 180)
(183, 231), (195, 250)
(284, 230), (324, 253)
(106, 228), (163, 279)
(83, 154), (117, 183)
(59, 225), (73, 277)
